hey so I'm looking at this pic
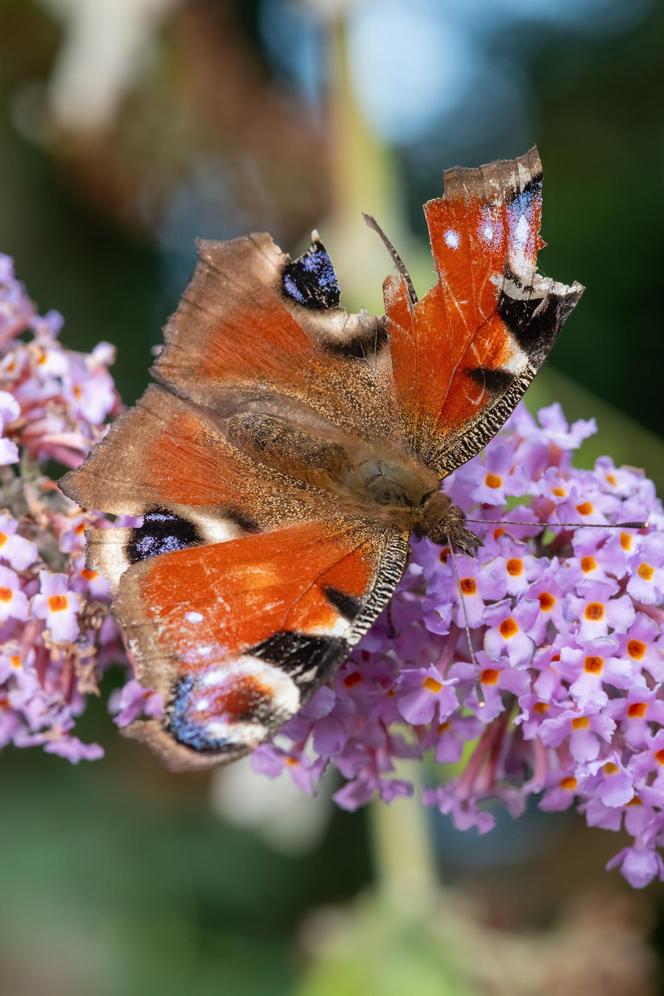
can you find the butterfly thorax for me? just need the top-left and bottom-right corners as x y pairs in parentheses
(226, 411), (480, 553)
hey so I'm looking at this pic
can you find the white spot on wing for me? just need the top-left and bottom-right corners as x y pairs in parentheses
(311, 615), (350, 638)
(186, 611), (203, 624)
(515, 214), (530, 247)
(501, 343), (529, 374)
(185, 512), (247, 545)
(444, 228), (460, 249)
(205, 718), (267, 747)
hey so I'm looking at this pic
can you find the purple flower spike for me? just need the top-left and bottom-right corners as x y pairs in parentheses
(0, 256), (126, 764)
(257, 399), (664, 889)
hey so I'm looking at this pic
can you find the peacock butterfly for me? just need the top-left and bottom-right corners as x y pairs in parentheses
(60, 148), (584, 770)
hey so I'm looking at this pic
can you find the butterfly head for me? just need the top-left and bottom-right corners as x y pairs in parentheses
(414, 490), (482, 555)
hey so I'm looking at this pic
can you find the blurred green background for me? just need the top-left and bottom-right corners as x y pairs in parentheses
(1, 1), (663, 993)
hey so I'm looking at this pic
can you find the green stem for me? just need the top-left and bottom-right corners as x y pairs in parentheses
(369, 764), (440, 914)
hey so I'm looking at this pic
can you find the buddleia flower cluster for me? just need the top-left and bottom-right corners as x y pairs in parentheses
(0, 256), (158, 760)
(4, 255), (664, 889)
(255, 404), (664, 888)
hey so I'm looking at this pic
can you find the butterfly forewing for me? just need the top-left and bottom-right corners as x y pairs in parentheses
(384, 147), (583, 475)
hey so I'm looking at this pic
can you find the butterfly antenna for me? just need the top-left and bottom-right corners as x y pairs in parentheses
(446, 537), (485, 707)
(465, 518), (648, 530)
(362, 213), (418, 306)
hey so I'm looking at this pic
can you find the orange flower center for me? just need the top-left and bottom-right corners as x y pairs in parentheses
(499, 617), (518, 639)
(627, 702), (648, 719)
(0, 587), (13, 602)
(656, 749), (664, 767)
(506, 558), (523, 577)
(627, 639), (646, 660)
(459, 577), (477, 595)
(580, 556), (597, 573)
(438, 547), (450, 563)
(493, 527), (505, 540)
(48, 594), (69, 612)
(484, 473), (502, 489)
(0, 532), (7, 547)
(603, 762), (619, 775)
(619, 532), (633, 551)
(560, 776), (577, 791)
(584, 656), (604, 674)
(605, 473), (618, 486)
(584, 602), (604, 621)
(538, 591), (555, 612)
(637, 562), (654, 581)
(572, 716), (589, 730)
(552, 487), (567, 498)
(343, 672), (362, 688)
(480, 668), (499, 685)
(81, 568), (99, 581)
(423, 676), (443, 694)
(533, 702), (549, 714)
(576, 501), (593, 516)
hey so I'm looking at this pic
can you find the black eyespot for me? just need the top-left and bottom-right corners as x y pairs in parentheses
(126, 508), (202, 564)
(282, 240), (341, 310)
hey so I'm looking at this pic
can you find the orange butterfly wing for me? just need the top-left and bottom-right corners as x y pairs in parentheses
(385, 147), (584, 474)
(153, 234), (398, 442)
(115, 519), (407, 770)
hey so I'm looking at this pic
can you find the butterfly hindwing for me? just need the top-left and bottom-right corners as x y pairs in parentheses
(115, 519), (408, 770)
